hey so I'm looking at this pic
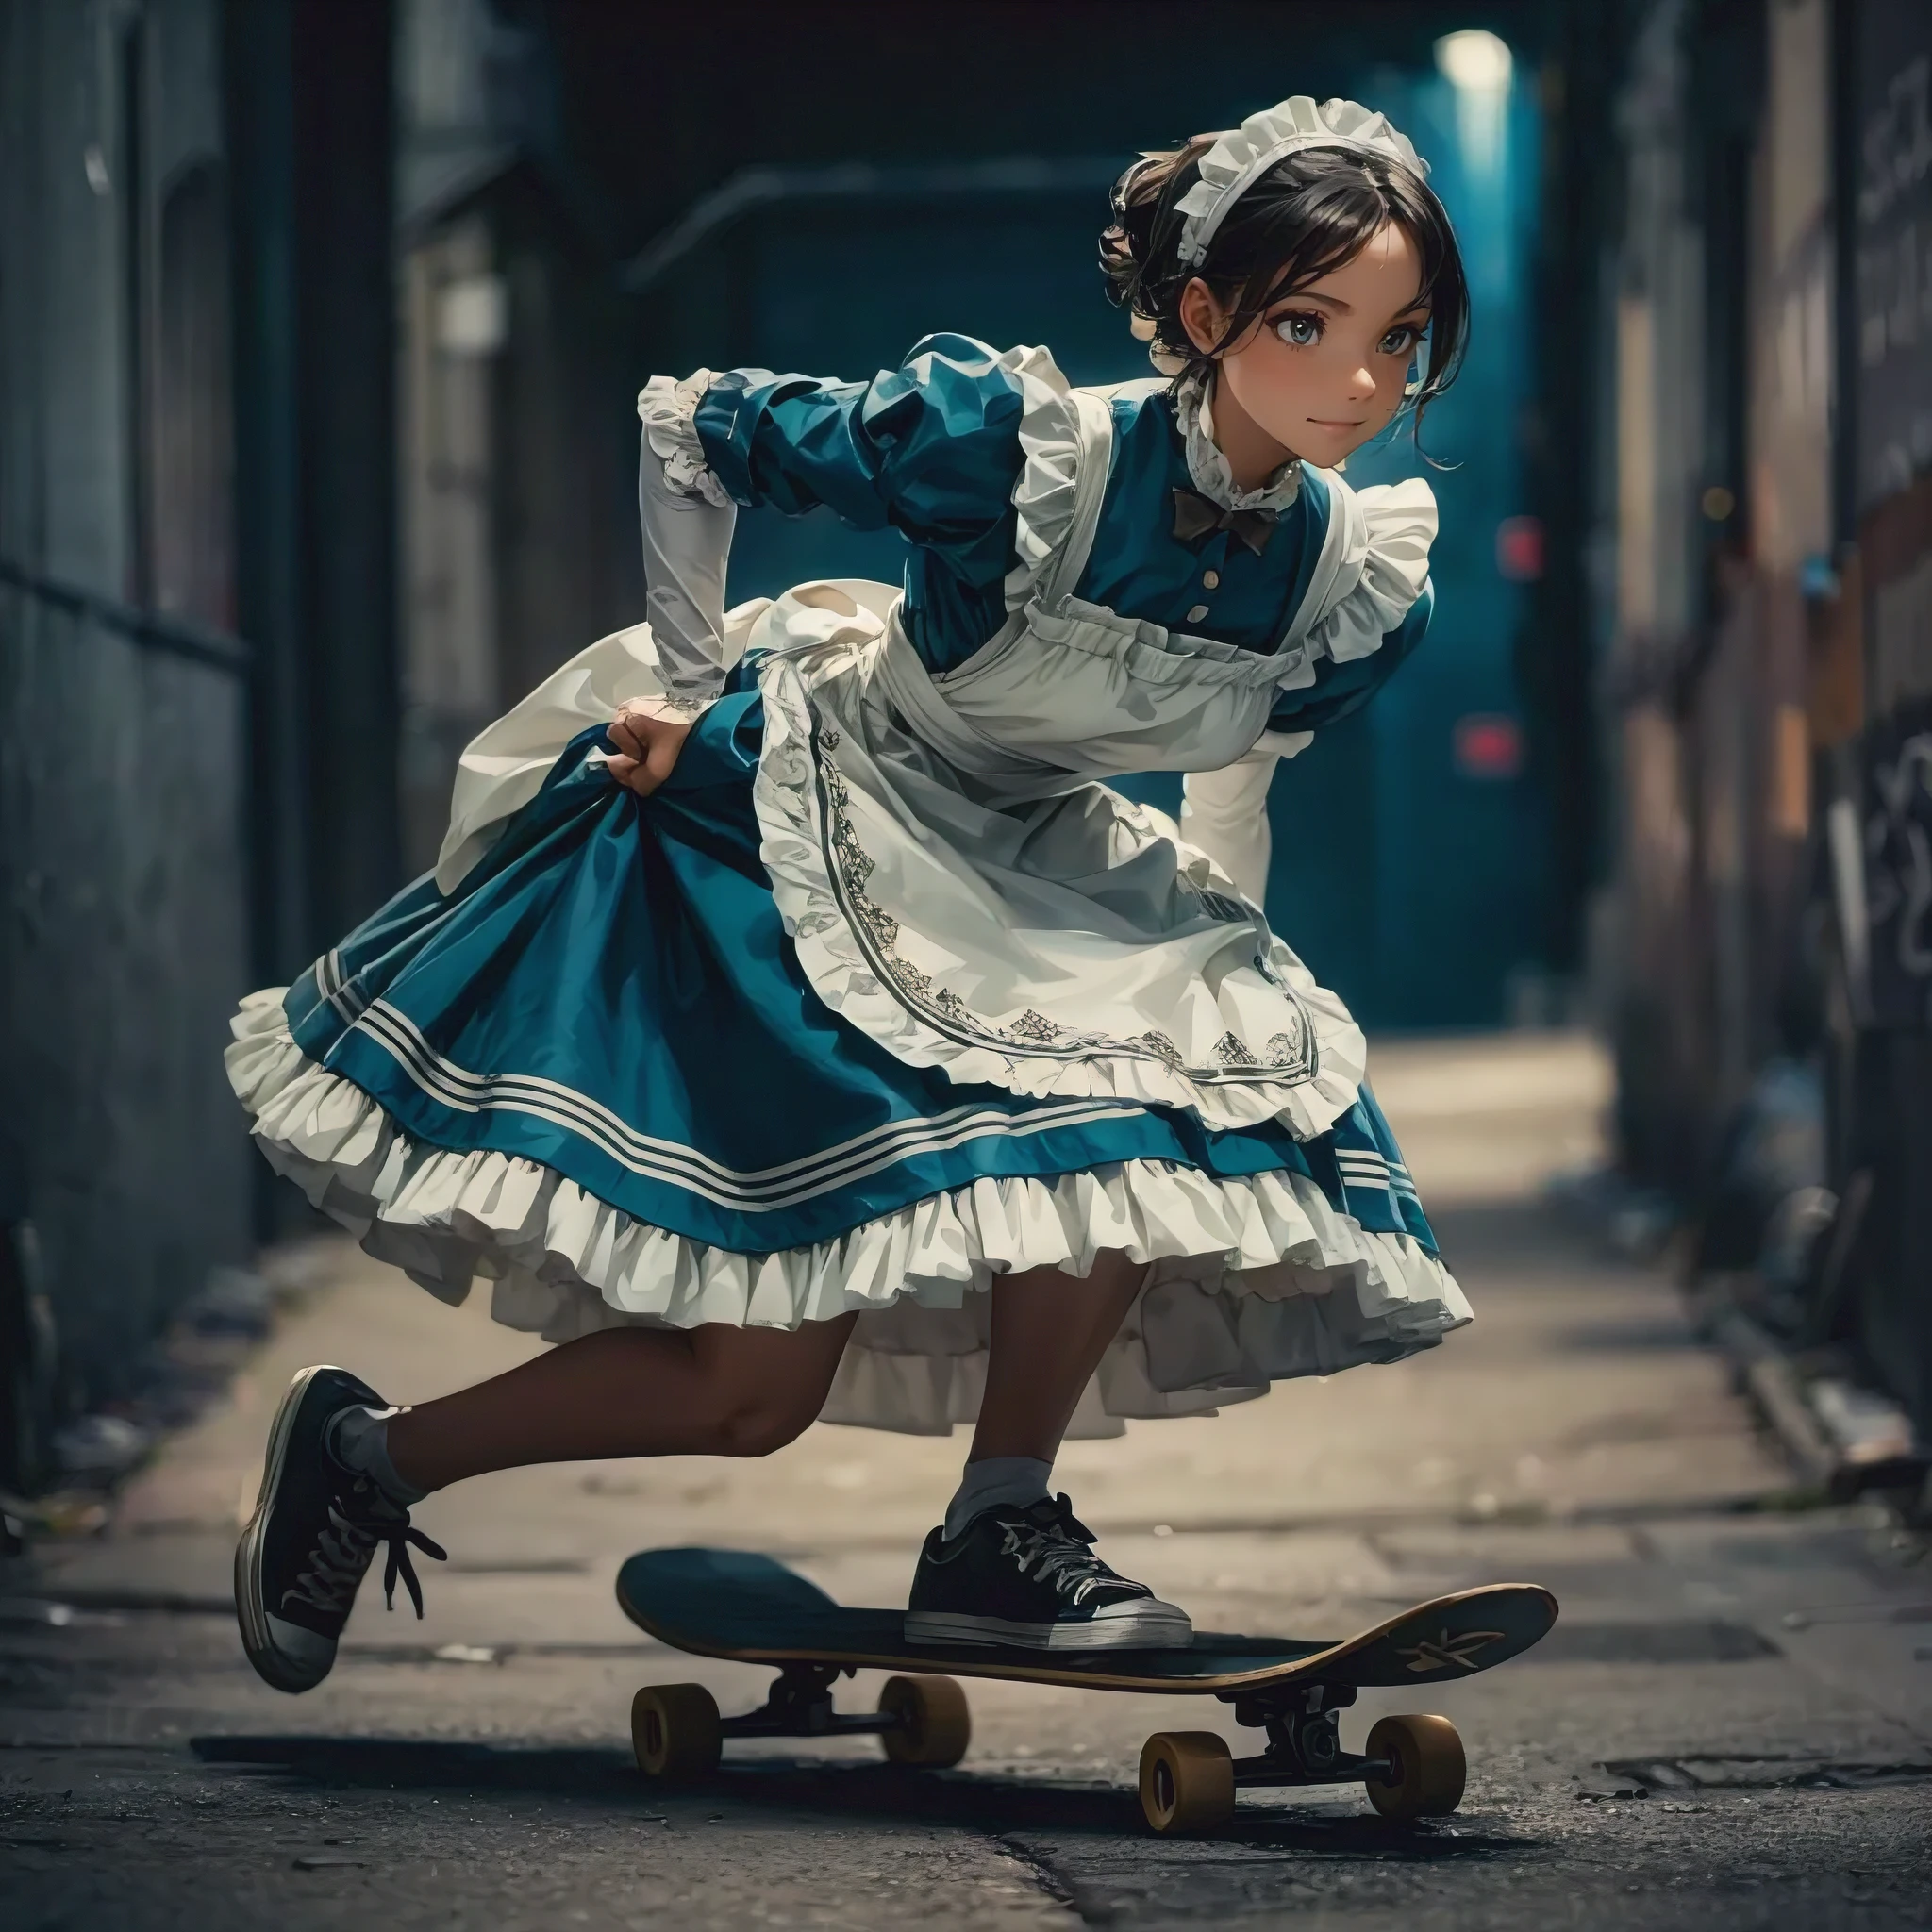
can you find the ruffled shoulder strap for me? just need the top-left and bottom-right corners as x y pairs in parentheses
(1000, 347), (1120, 611)
(1283, 469), (1437, 665)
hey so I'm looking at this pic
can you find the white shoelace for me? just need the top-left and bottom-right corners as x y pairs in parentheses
(998, 1521), (1115, 1606)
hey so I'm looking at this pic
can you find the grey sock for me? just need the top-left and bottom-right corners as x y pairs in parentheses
(326, 1405), (427, 1507)
(943, 1455), (1052, 1541)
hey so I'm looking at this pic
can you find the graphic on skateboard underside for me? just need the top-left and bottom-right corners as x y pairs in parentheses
(616, 1547), (1559, 1694)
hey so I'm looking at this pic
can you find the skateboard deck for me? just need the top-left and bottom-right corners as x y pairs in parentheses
(615, 1547), (1557, 1833)
(616, 1546), (1558, 1694)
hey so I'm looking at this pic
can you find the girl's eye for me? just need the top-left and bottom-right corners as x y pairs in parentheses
(1273, 312), (1323, 348)
(1379, 325), (1422, 356)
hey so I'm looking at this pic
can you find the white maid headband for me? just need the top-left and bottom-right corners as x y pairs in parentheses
(1174, 95), (1430, 269)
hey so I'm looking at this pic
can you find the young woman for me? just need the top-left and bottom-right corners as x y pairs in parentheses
(231, 94), (1474, 1691)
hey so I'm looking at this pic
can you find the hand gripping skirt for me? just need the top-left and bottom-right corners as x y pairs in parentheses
(225, 685), (1472, 1437)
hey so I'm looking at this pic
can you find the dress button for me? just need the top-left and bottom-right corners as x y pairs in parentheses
(1185, 603), (1211, 623)
(1202, 569), (1221, 590)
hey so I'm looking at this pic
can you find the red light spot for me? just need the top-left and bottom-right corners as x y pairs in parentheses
(1495, 516), (1544, 582)
(1455, 714), (1524, 779)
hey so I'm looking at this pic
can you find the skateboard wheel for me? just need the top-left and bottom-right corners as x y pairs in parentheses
(1363, 1713), (1465, 1819)
(1139, 1731), (1236, 1835)
(631, 1682), (723, 1780)
(877, 1674), (971, 1768)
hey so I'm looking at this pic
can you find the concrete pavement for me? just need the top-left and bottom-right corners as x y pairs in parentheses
(5, 1032), (1930, 1928)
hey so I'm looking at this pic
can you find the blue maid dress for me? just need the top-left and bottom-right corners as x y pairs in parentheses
(226, 334), (1472, 1436)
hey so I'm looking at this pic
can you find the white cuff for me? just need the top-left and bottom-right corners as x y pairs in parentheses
(1181, 748), (1279, 905)
(636, 380), (738, 701)
(637, 371), (733, 508)
(615, 691), (716, 724)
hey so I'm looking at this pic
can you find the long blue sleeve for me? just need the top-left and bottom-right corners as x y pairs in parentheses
(693, 334), (1026, 668)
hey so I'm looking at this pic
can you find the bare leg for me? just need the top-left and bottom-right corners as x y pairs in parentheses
(384, 1313), (857, 1494)
(381, 1249), (1138, 1495)
(969, 1251), (1146, 1463)
(905, 1251), (1187, 1648)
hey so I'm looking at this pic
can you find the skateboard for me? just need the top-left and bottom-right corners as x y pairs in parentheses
(616, 1547), (1557, 1834)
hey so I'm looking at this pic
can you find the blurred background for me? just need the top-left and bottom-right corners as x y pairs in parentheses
(1, 0), (1927, 1497)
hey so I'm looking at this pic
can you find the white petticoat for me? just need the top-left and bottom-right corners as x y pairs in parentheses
(230, 990), (1472, 1437)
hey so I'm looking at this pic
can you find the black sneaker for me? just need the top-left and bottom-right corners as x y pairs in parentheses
(234, 1364), (446, 1693)
(904, 1493), (1192, 1650)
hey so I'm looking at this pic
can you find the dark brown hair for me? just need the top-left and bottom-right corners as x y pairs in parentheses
(1100, 134), (1468, 447)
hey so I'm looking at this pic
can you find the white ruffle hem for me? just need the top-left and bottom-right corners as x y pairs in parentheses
(228, 991), (1472, 1438)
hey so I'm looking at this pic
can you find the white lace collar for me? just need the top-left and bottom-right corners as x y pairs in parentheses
(1174, 374), (1303, 514)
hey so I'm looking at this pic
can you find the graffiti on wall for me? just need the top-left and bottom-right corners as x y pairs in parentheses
(1865, 699), (1932, 1024)
(1856, 21), (1932, 512)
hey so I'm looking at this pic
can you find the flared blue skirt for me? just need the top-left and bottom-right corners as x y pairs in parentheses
(227, 669), (1469, 1433)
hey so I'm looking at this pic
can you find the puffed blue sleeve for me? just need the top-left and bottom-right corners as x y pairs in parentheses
(1266, 581), (1434, 733)
(692, 334), (1026, 660)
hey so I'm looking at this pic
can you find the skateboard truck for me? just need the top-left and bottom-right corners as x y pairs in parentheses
(1224, 1682), (1391, 1788)
(718, 1662), (894, 1742)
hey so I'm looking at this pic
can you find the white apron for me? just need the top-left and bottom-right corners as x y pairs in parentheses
(445, 375), (1417, 1142)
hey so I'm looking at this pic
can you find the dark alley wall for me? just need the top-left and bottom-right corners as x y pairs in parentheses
(0, 0), (400, 1471)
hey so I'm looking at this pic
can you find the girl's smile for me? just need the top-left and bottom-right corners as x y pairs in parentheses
(1178, 220), (1431, 488)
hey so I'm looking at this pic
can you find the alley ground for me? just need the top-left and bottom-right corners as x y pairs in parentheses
(3, 1033), (1929, 1930)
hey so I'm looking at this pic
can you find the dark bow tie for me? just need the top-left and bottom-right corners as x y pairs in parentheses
(1171, 488), (1277, 556)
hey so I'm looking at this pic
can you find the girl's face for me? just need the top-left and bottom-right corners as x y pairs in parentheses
(1179, 220), (1430, 470)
